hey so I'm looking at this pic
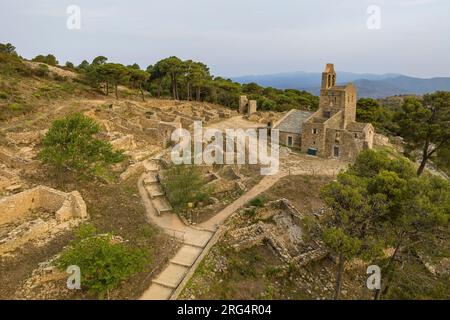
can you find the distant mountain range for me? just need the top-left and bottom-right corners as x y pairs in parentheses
(231, 71), (450, 98)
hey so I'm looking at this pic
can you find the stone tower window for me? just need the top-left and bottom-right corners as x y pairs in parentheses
(312, 128), (318, 134)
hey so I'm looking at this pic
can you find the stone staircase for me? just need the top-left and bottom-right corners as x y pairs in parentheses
(142, 159), (173, 215)
(140, 158), (216, 300)
(141, 230), (215, 300)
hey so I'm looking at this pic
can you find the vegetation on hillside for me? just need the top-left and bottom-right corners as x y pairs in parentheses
(57, 224), (149, 299)
(161, 165), (211, 211)
(321, 150), (449, 299)
(356, 94), (450, 176)
(39, 113), (125, 179)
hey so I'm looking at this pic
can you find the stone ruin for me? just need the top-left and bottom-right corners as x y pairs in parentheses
(0, 186), (88, 255)
(239, 96), (257, 116)
(229, 199), (327, 267)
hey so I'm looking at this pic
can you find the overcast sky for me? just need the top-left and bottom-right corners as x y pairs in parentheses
(1, 0), (449, 78)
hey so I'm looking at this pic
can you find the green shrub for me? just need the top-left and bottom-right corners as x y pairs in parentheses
(39, 113), (125, 176)
(33, 64), (50, 78)
(56, 224), (149, 299)
(0, 91), (8, 100)
(248, 197), (265, 207)
(7, 103), (23, 111)
(161, 165), (210, 211)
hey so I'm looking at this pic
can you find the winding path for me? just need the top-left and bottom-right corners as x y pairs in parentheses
(139, 159), (285, 300)
(138, 141), (348, 300)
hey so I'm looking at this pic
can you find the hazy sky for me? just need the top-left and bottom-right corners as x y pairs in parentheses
(1, 0), (449, 77)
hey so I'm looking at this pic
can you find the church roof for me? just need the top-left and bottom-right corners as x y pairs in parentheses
(273, 109), (314, 134)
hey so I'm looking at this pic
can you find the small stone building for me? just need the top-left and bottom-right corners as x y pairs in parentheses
(273, 63), (374, 161)
(272, 109), (314, 147)
(239, 95), (257, 115)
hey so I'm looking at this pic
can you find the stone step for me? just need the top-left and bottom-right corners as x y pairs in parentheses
(140, 283), (173, 300)
(145, 184), (164, 198)
(170, 245), (203, 267)
(143, 160), (159, 172)
(183, 231), (214, 248)
(152, 263), (188, 289)
(153, 197), (173, 215)
(143, 173), (158, 185)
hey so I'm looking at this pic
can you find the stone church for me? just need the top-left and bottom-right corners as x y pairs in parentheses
(273, 63), (374, 161)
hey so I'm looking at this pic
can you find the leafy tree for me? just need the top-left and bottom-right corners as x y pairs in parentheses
(57, 224), (149, 299)
(161, 165), (210, 211)
(32, 54), (59, 66)
(356, 98), (393, 132)
(148, 63), (165, 98)
(321, 172), (384, 299)
(339, 150), (449, 300)
(395, 92), (450, 175)
(155, 56), (184, 100)
(92, 55), (108, 66)
(39, 113), (124, 176)
(128, 63), (140, 70)
(370, 172), (449, 299)
(0, 43), (17, 55)
(189, 61), (211, 101)
(126, 67), (149, 101)
(77, 60), (90, 72)
(65, 61), (75, 70)
(93, 63), (128, 99)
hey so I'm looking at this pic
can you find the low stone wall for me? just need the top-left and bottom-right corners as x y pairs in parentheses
(0, 186), (88, 255)
(0, 186), (87, 226)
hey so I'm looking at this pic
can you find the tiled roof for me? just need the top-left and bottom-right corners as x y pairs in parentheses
(273, 110), (314, 134)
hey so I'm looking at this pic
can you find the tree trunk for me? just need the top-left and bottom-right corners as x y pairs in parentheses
(172, 75), (176, 100)
(196, 87), (201, 101)
(374, 236), (403, 300)
(139, 83), (145, 102)
(334, 254), (345, 300)
(417, 138), (430, 176)
(417, 156), (428, 176)
(106, 82), (109, 96)
(187, 82), (191, 101)
(175, 76), (179, 100)
(115, 84), (119, 100)
(157, 82), (161, 99)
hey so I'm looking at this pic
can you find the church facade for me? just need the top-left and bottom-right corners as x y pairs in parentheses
(274, 63), (374, 161)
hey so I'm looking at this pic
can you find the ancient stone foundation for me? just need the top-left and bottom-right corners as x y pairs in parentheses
(0, 186), (88, 255)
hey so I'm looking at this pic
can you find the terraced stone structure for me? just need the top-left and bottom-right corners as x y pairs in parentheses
(0, 186), (87, 255)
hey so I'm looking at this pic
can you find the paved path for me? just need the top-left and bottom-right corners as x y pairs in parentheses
(139, 148), (348, 300)
(139, 159), (284, 300)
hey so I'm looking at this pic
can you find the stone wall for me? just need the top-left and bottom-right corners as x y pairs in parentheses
(0, 186), (88, 255)
(0, 186), (87, 226)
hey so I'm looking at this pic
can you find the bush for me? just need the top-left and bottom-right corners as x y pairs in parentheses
(0, 91), (8, 100)
(39, 113), (125, 176)
(161, 165), (210, 211)
(248, 197), (265, 207)
(56, 224), (149, 299)
(32, 54), (58, 66)
(33, 64), (50, 78)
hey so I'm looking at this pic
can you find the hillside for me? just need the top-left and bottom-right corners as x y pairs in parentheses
(232, 72), (450, 98)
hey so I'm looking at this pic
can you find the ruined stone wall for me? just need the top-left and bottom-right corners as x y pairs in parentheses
(0, 186), (87, 226)
(0, 187), (87, 255)
(239, 96), (249, 114)
(248, 100), (257, 115)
